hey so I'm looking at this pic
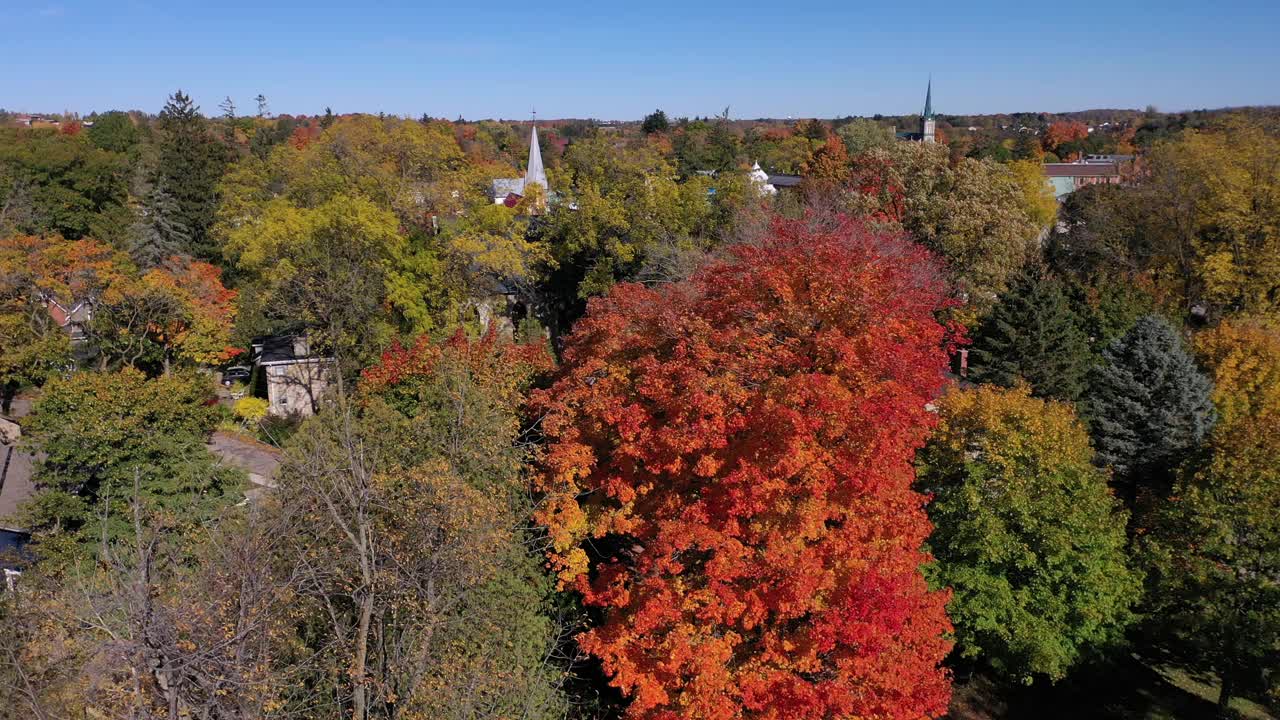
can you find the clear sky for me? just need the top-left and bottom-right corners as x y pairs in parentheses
(3, 0), (1278, 120)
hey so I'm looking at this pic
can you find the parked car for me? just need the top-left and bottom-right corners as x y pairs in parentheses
(222, 366), (251, 386)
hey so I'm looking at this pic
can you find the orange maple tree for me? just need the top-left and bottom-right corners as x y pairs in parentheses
(1043, 120), (1089, 154)
(140, 257), (240, 366)
(533, 216), (957, 719)
(802, 134), (851, 188)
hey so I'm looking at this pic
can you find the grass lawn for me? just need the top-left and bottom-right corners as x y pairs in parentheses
(948, 652), (1275, 720)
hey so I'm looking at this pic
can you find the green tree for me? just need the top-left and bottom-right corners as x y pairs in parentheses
(20, 369), (242, 563)
(919, 385), (1140, 683)
(223, 193), (416, 375)
(0, 128), (131, 243)
(835, 118), (896, 156)
(85, 111), (139, 154)
(128, 177), (191, 267)
(540, 136), (740, 333)
(1085, 314), (1215, 508)
(1142, 318), (1280, 712)
(641, 109), (670, 135)
(152, 89), (228, 260)
(968, 268), (1093, 401)
(1064, 275), (1154, 351)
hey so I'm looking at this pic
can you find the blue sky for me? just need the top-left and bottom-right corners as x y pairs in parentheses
(3, 0), (1278, 119)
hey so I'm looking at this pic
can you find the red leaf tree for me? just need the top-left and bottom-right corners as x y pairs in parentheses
(533, 216), (957, 720)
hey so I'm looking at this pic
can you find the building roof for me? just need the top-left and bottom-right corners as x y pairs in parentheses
(923, 77), (934, 119)
(1043, 163), (1120, 178)
(492, 177), (524, 197)
(767, 173), (803, 187)
(257, 335), (329, 365)
(525, 125), (547, 191)
(492, 124), (550, 199)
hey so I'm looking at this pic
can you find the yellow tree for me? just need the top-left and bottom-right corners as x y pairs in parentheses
(1145, 118), (1280, 314)
(1008, 159), (1058, 233)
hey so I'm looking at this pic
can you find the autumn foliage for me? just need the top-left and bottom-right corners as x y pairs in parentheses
(1043, 120), (1089, 156)
(533, 216), (957, 719)
(360, 327), (553, 416)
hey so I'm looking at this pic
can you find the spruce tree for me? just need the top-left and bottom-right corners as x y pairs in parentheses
(129, 179), (191, 268)
(154, 90), (226, 261)
(968, 268), (1093, 401)
(1085, 314), (1215, 503)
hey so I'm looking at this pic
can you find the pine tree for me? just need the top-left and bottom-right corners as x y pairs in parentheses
(968, 268), (1093, 401)
(1085, 314), (1215, 504)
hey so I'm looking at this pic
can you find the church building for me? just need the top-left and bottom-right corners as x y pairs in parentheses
(896, 79), (937, 143)
(491, 124), (549, 206)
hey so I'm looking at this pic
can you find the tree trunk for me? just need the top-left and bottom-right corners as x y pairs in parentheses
(352, 593), (374, 720)
(1217, 664), (1235, 717)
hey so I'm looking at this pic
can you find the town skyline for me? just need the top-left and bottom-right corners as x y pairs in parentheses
(5, 0), (1279, 119)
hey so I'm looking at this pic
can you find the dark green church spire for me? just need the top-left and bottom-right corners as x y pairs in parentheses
(923, 77), (933, 119)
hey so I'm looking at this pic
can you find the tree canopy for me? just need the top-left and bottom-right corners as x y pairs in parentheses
(534, 216), (955, 719)
(919, 384), (1140, 683)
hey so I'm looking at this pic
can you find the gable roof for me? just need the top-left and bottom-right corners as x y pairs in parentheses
(492, 177), (524, 197)
(256, 335), (332, 366)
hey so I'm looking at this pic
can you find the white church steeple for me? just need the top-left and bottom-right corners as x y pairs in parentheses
(524, 124), (547, 192)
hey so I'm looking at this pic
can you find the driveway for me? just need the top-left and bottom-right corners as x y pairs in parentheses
(208, 431), (282, 492)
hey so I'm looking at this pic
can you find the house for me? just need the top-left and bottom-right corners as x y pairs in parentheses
(252, 335), (336, 417)
(1044, 161), (1123, 199)
(490, 124), (549, 207)
(43, 295), (93, 343)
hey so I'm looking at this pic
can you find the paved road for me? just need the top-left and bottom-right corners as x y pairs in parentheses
(207, 431), (282, 492)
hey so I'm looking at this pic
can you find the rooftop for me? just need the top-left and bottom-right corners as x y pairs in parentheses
(1043, 163), (1120, 178)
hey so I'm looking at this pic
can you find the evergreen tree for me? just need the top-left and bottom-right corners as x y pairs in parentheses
(154, 89), (227, 260)
(128, 178), (190, 267)
(969, 268), (1093, 401)
(641, 108), (669, 135)
(1085, 314), (1215, 505)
